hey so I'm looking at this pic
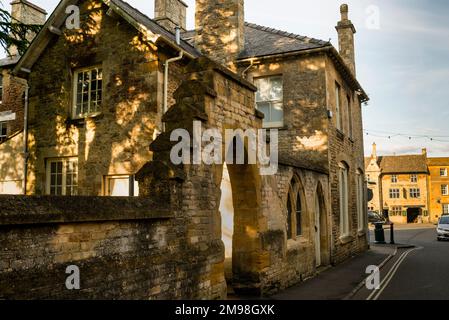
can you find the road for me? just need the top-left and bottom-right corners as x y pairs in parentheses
(358, 225), (449, 300)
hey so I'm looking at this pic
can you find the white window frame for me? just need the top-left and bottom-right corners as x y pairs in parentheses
(356, 170), (365, 232)
(104, 175), (139, 197)
(46, 157), (78, 196)
(389, 188), (400, 199)
(442, 185), (449, 196)
(335, 82), (343, 132)
(410, 174), (418, 183)
(339, 163), (350, 237)
(254, 76), (284, 128)
(443, 204), (449, 215)
(391, 175), (398, 183)
(441, 168), (448, 177)
(409, 188), (421, 199)
(72, 66), (103, 119)
(391, 206), (402, 216)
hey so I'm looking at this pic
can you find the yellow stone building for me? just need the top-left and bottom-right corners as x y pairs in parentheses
(366, 145), (431, 224)
(428, 158), (449, 222)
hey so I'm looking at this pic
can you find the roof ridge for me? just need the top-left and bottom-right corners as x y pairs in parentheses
(244, 22), (329, 46)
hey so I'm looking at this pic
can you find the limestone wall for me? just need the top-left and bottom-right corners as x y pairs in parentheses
(26, 0), (185, 196)
(0, 195), (225, 299)
(325, 55), (368, 263)
(245, 54), (329, 174)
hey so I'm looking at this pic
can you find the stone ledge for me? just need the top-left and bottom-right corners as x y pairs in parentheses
(0, 195), (172, 226)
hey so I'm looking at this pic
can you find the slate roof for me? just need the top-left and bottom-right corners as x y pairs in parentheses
(182, 22), (330, 60)
(377, 155), (428, 174)
(239, 23), (330, 59)
(427, 157), (449, 166)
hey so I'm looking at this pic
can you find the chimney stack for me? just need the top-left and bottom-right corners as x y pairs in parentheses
(422, 148), (427, 157)
(372, 142), (377, 159)
(195, 0), (245, 72)
(335, 4), (356, 76)
(9, 0), (46, 57)
(154, 0), (188, 33)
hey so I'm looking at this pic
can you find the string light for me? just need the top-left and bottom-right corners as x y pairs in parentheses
(363, 129), (449, 143)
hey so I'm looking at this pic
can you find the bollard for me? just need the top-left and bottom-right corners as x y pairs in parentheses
(390, 222), (395, 245)
(374, 222), (386, 244)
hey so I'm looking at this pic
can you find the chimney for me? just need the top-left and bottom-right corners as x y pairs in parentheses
(422, 148), (427, 157)
(9, 0), (46, 57)
(335, 4), (356, 76)
(195, 0), (245, 72)
(154, 0), (187, 33)
(372, 142), (377, 159)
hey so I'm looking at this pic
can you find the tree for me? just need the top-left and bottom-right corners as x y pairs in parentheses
(0, 2), (42, 56)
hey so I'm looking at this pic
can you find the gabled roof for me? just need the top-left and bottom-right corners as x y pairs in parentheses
(13, 0), (200, 76)
(378, 155), (428, 174)
(428, 157), (449, 166)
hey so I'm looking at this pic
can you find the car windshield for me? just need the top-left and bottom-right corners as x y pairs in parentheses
(440, 216), (449, 224)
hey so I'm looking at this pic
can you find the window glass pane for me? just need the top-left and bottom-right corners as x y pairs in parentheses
(296, 192), (302, 236)
(107, 177), (130, 196)
(74, 68), (102, 117)
(269, 77), (283, 100)
(270, 102), (284, 123)
(256, 102), (270, 121)
(286, 194), (292, 239)
(255, 78), (270, 102)
(48, 159), (77, 196)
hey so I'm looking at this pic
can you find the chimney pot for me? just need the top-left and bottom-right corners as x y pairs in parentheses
(340, 4), (349, 20)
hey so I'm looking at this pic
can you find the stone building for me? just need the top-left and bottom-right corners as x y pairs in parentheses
(428, 157), (449, 222)
(0, 0), (369, 299)
(365, 143), (381, 213)
(365, 147), (430, 224)
(0, 0), (46, 194)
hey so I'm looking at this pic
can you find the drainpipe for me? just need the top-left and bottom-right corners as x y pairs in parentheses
(22, 84), (29, 195)
(242, 59), (255, 79)
(163, 26), (184, 131)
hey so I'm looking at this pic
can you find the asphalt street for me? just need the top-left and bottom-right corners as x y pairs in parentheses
(362, 225), (449, 300)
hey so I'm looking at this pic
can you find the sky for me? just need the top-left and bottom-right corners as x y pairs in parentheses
(2, 0), (449, 157)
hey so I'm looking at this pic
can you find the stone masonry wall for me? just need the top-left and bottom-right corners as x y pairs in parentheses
(26, 0), (185, 195)
(195, 0), (244, 72)
(0, 195), (224, 299)
(245, 54), (329, 174)
(325, 55), (368, 264)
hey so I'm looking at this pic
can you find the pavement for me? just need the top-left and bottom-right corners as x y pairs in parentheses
(271, 244), (396, 300)
(270, 223), (447, 300)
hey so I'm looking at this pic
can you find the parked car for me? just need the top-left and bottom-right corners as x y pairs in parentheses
(437, 215), (449, 241)
(368, 211), (386, 225)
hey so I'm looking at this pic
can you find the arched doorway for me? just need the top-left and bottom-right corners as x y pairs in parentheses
(218, 136), (261, 295)
(315, 183), (329, 267)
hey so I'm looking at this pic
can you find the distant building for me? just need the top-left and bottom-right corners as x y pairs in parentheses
(365, 145), (431, 224)
(0, 0), (46, 194)
(427, 158), (449, 222)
